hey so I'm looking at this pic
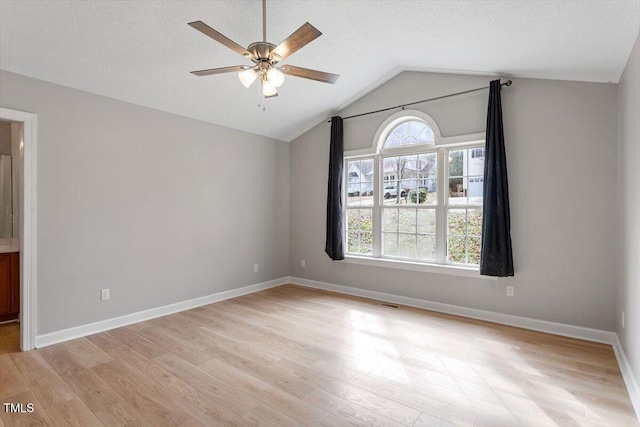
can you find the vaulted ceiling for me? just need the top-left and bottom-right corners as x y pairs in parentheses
(1, 1), (638, 141)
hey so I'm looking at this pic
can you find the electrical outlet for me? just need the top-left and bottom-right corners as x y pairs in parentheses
(622, 311), (625, 329)
(253, 264), (259, 273)
(100, 288), (110, 301)
(506, 286), (514, 297)
(301, 259), (306, 268)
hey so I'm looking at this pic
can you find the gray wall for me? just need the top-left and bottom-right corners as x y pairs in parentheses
(617, 34), (640, 389)
(0, 70), (290, 335)
(290, 71), (618, 331)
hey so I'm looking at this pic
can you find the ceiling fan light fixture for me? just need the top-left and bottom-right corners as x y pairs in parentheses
(262, 81), (277, 97)
(238, 68), (257, 88)
(266, 67), (285, 88)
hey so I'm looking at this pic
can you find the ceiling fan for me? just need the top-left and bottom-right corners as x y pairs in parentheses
(189, 0), (339, 98)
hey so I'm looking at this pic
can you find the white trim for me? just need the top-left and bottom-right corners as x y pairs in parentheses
(288, 276), (616, 344)
(612, 335), (640, 421)
(343, 147), (377, 158)
(0, 107), (37, 351)
(343, 255), (497, 280)
(438, 132), (486, 146)
(35, 277), (288, 348)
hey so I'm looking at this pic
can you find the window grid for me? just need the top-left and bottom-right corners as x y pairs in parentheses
(344, 120), (484, 268)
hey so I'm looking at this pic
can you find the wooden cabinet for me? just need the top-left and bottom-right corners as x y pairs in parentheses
(0, 252), (19, 322)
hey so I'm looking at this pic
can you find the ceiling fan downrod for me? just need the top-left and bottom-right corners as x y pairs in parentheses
(262, 0), (267, 42)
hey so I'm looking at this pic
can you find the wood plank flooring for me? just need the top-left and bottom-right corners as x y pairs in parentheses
(0, 322), (19, 355)
(0, 285), (637, 426)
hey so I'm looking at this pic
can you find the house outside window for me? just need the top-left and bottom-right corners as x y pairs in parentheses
(471, 147), (485, 158)
(344, 112), (485, 267)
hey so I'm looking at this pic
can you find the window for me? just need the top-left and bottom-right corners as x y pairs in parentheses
(344, 115), (485, 268)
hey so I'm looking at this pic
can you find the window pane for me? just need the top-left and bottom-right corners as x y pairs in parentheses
(359, 231), (373, 255)
(468, 177), (484, 205)
(346, 208), (373, 255)
(425, 179), (437, 204)
(346, 159), (374, 207)
(347, 229), (359, 254)
(417, 209), (436, 234)
(399, 234), (417, 258)
(418, 153), (437, 179)
(468, 150), (485, 177)
(447, 208), (483, 265)
(447, 148), (484, 206)
(468, 209), (483, 237)
(448, 177), (466, 204)
(383, 120), (434, 148)
(382, 208), (397, 232)
(383, 232), (398, 257)
(468, 237), (481, 265)
(417, 235), (436, 260)
(382, 156), (406, 203)
(447, 236), (466, 263)
(448, 150), (464, 177)
(398, 209), (416, 233)
(447, 209), (467, 237)
(383, 154), (437, 205)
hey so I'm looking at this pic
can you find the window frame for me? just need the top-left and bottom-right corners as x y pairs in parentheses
(342, 110), (490, 276)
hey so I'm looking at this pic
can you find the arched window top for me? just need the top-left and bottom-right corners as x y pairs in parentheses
(383, 120), (434, 148)
(374, 110), (442, 153)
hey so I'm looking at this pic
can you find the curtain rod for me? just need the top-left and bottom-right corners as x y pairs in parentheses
(327, 79), (512, 122)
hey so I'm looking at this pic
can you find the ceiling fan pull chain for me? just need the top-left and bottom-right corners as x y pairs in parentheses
(256, 81), (267, 110)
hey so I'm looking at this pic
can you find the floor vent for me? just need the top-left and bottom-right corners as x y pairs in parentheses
(379, 303), (400, 309)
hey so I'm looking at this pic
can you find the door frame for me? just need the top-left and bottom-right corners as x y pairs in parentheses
(0, 107), (37, 351)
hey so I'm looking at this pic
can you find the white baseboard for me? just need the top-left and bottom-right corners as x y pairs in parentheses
(288, 276), (640, 422)
(35, 277), (289, 348)
(288, 276), (616, 343)
(613, 335), (640, 420)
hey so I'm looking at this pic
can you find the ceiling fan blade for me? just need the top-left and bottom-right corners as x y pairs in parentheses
(271, 22), (321, 61)
(191, 65), (249, 76)
(281, 65), (339, 84)
(188, 21), (252, 58)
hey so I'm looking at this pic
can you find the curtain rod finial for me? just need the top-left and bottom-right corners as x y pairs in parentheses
(504, 80), (512, 86)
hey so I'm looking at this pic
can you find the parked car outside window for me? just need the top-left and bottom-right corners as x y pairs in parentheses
(383, 185), (407, 199)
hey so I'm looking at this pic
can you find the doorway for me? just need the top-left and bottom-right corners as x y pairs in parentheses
(0, 120), (21, 353)
(0, 107), (37, 351)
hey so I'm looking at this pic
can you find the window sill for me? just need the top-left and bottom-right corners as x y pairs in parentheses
(343, 255), (497, 280)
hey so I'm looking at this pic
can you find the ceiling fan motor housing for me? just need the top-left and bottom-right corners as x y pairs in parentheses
(248, 42), (281, 65)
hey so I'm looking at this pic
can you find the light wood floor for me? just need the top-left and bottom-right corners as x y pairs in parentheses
(0, 321), (20, 355)
(0, 285), (637, 427)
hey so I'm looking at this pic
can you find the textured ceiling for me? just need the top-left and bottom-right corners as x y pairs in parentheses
(1, 1), (639, 141)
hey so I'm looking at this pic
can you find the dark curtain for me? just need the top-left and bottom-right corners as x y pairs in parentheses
(325, 116), (345, 260)
(480, 80), (514, 276)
